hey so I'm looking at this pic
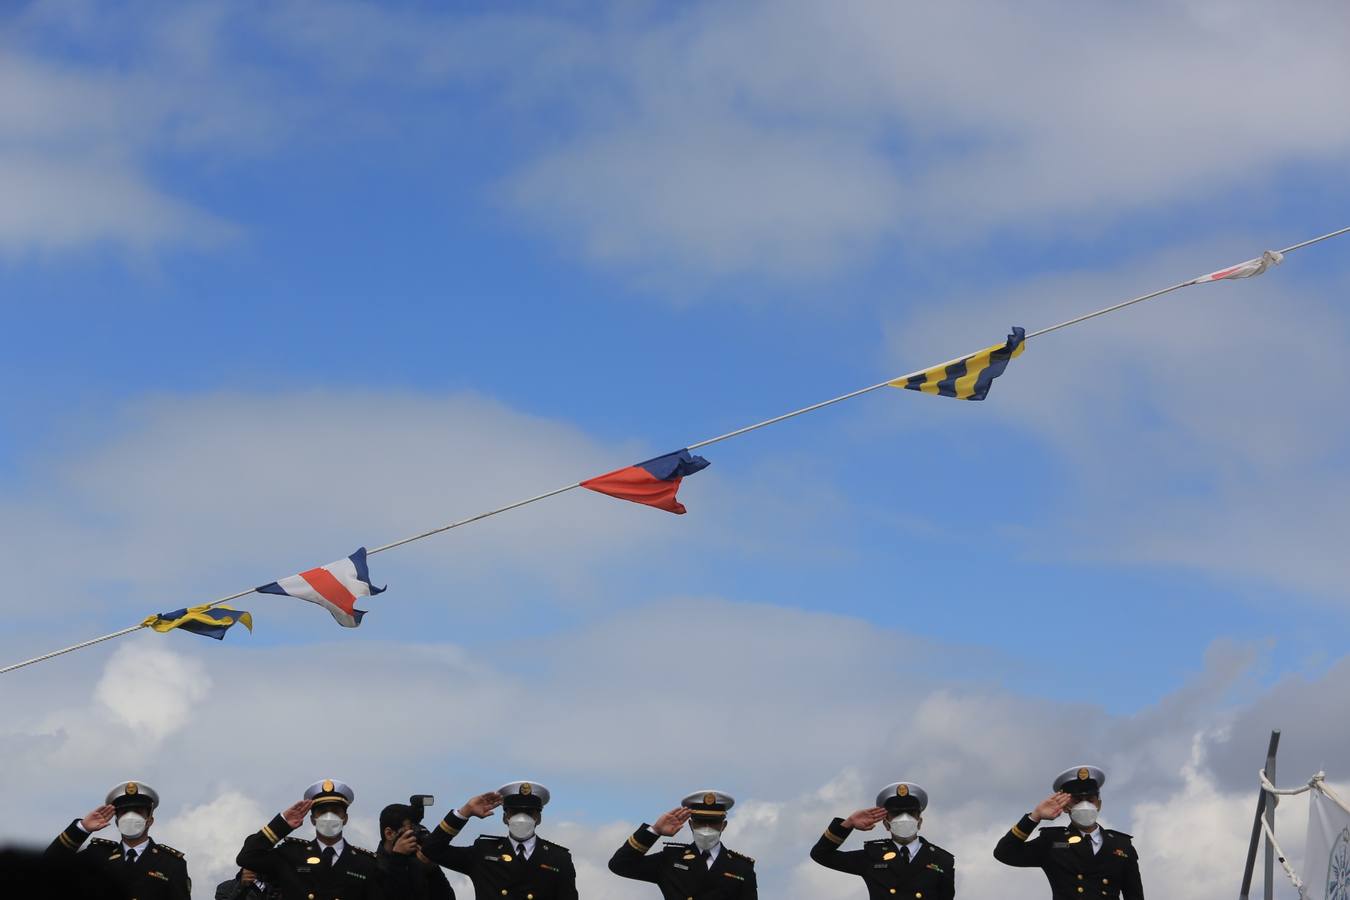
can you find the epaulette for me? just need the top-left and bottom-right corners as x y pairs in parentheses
(726, 848), (755, 864)
(1039, 826), (1067, 835)
(350, 844), (377, 858)
(282, 837), (311, 847)
(863, 838), (891, 847)
(475, 834), (507, 844)
(153, 843), (185, 858)
(89, 838), (119, 849)
(1105, 829), (1133, 840)
(540, 840), (571, 854)
(661, 841), (692, 852)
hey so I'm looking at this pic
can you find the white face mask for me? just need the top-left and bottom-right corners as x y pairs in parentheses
(889, 814), (919, 841)
(507, 813), (537, 842)
(1069, 801), (1099, 828)
(691, 825), (722, 851)
(116, 812), (148, 839)
(314, 812), (344, 838)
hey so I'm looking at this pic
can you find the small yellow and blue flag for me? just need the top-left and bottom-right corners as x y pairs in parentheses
(141, 605), (253, 641)
(890, 327), (1025, 400)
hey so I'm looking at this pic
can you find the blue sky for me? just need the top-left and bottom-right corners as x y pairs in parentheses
(3, 2), (1349, 898)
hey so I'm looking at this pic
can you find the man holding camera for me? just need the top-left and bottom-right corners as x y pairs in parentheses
(378, 796), (455, 900)
(420, 780), (579, 900)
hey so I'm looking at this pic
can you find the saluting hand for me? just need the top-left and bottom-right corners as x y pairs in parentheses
(282, 800), (314, 828)
(80, 805), (116, 831)
(1031, 792), (1071, 822)
(652, 807), (691, 836)
(842, 807), (887, 831)
(459, 792), (502, 819)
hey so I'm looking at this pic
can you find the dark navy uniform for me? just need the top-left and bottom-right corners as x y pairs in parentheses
(811, 821), (955, 900)
(45, 780), (191, 900)
(993, 765), (1144, 900)
(810, 780), (955, 900)
(46, 823), (191, 900)
(608, 790), (757, 899)
(236, 779), (385, 900)
(420, 780), (579, 900)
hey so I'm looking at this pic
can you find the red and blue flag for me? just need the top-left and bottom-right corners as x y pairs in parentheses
(256, 547), (385, 628)
(581, 449), (710, 515)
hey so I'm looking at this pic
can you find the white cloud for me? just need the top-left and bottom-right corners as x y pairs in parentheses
(92, 643), (210, 742)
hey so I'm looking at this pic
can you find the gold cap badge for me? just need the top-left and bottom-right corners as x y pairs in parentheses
(897, 784), (909, 797)
(126, 783), (139, 796)
(520, 783), (532, 796)
(1077, 768), (1089, 781)
(323, 779), (334, 792)
(703, 792), (717, 806)
(883, 850), (897, 860)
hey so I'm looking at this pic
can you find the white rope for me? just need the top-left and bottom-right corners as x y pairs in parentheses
(3, 225), (1347, 675)
(1259, 815), (1307, 898)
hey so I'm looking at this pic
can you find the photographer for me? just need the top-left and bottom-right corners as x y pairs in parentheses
(379, 798), (454, 900)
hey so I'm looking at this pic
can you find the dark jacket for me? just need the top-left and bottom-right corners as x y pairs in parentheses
(46, 820), (191, 900)
(376, 840), (455, 900)
(608, 825), (757, 899)
(810, 817), (955, 900)
(993, 815), (1144, 900)
(215, 870), (283, 900)
(236, 814), (384, 900)
(420, 811), (577, 900)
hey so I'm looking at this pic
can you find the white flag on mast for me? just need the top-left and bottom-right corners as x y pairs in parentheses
(1303, 785), (1350, 900)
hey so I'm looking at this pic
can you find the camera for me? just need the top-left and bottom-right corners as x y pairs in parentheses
(408, 794), (435, 843)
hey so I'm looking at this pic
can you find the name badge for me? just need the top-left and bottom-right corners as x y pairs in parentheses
(673, 863), (689, 870)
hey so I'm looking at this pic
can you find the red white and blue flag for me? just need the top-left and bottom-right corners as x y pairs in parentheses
(581, 449), (710, 515)
(256, 548), (385, 628)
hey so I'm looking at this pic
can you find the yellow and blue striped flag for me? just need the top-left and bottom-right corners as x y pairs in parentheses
(890, 327), (1025, 400)
(141, 605), (253, 641)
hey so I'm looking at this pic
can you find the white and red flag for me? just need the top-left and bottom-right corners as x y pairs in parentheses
(1192, 249), (1284, 283)
(256, 548), (385, 627)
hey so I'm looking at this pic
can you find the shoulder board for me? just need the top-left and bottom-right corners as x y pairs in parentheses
(540, 841), (571, 854)
(349, 844), (377, 858)
(153, 843), (185, 859)
(924, 842), (955, 861)
(863, 838), (892, 847)
(726, 848), (755, 864)
(475, 833), (507, 844)
(1038, 826), (1067, 835)
(1106, 830), (1134, 840)
(282, 837), (310, 847)
(89, 838), (118, 849)
(661, 841), (692, 851)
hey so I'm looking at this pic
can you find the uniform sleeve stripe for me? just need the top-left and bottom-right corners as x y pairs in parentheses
(58, 831), (79, 849)
(1010, 824), (1029, 841)
(261, 825), (278, 843)
(627, 835), (652, 852)
(821, 827), (845, 845)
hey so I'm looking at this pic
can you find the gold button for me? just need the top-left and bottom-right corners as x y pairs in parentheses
(1077, 889), (1084, 894)
(502, 892), (508, 897)
(1103, 879), (1110, 884)
(1077, 874), (1083, 880)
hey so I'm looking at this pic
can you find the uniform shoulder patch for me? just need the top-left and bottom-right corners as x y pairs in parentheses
(153, 843), (185, 858)
(661, 841), (692, 852)
(1038, 826), (1067, 836)
(541, 841), (571, 854)
(282, 837), (310, 847)
(89, 838), (118, 849)
(475, 834), (507, 845)
(1106, 830), (1134, 841)
(350, 844), (377, 858)
(726, 848), (755, 864)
